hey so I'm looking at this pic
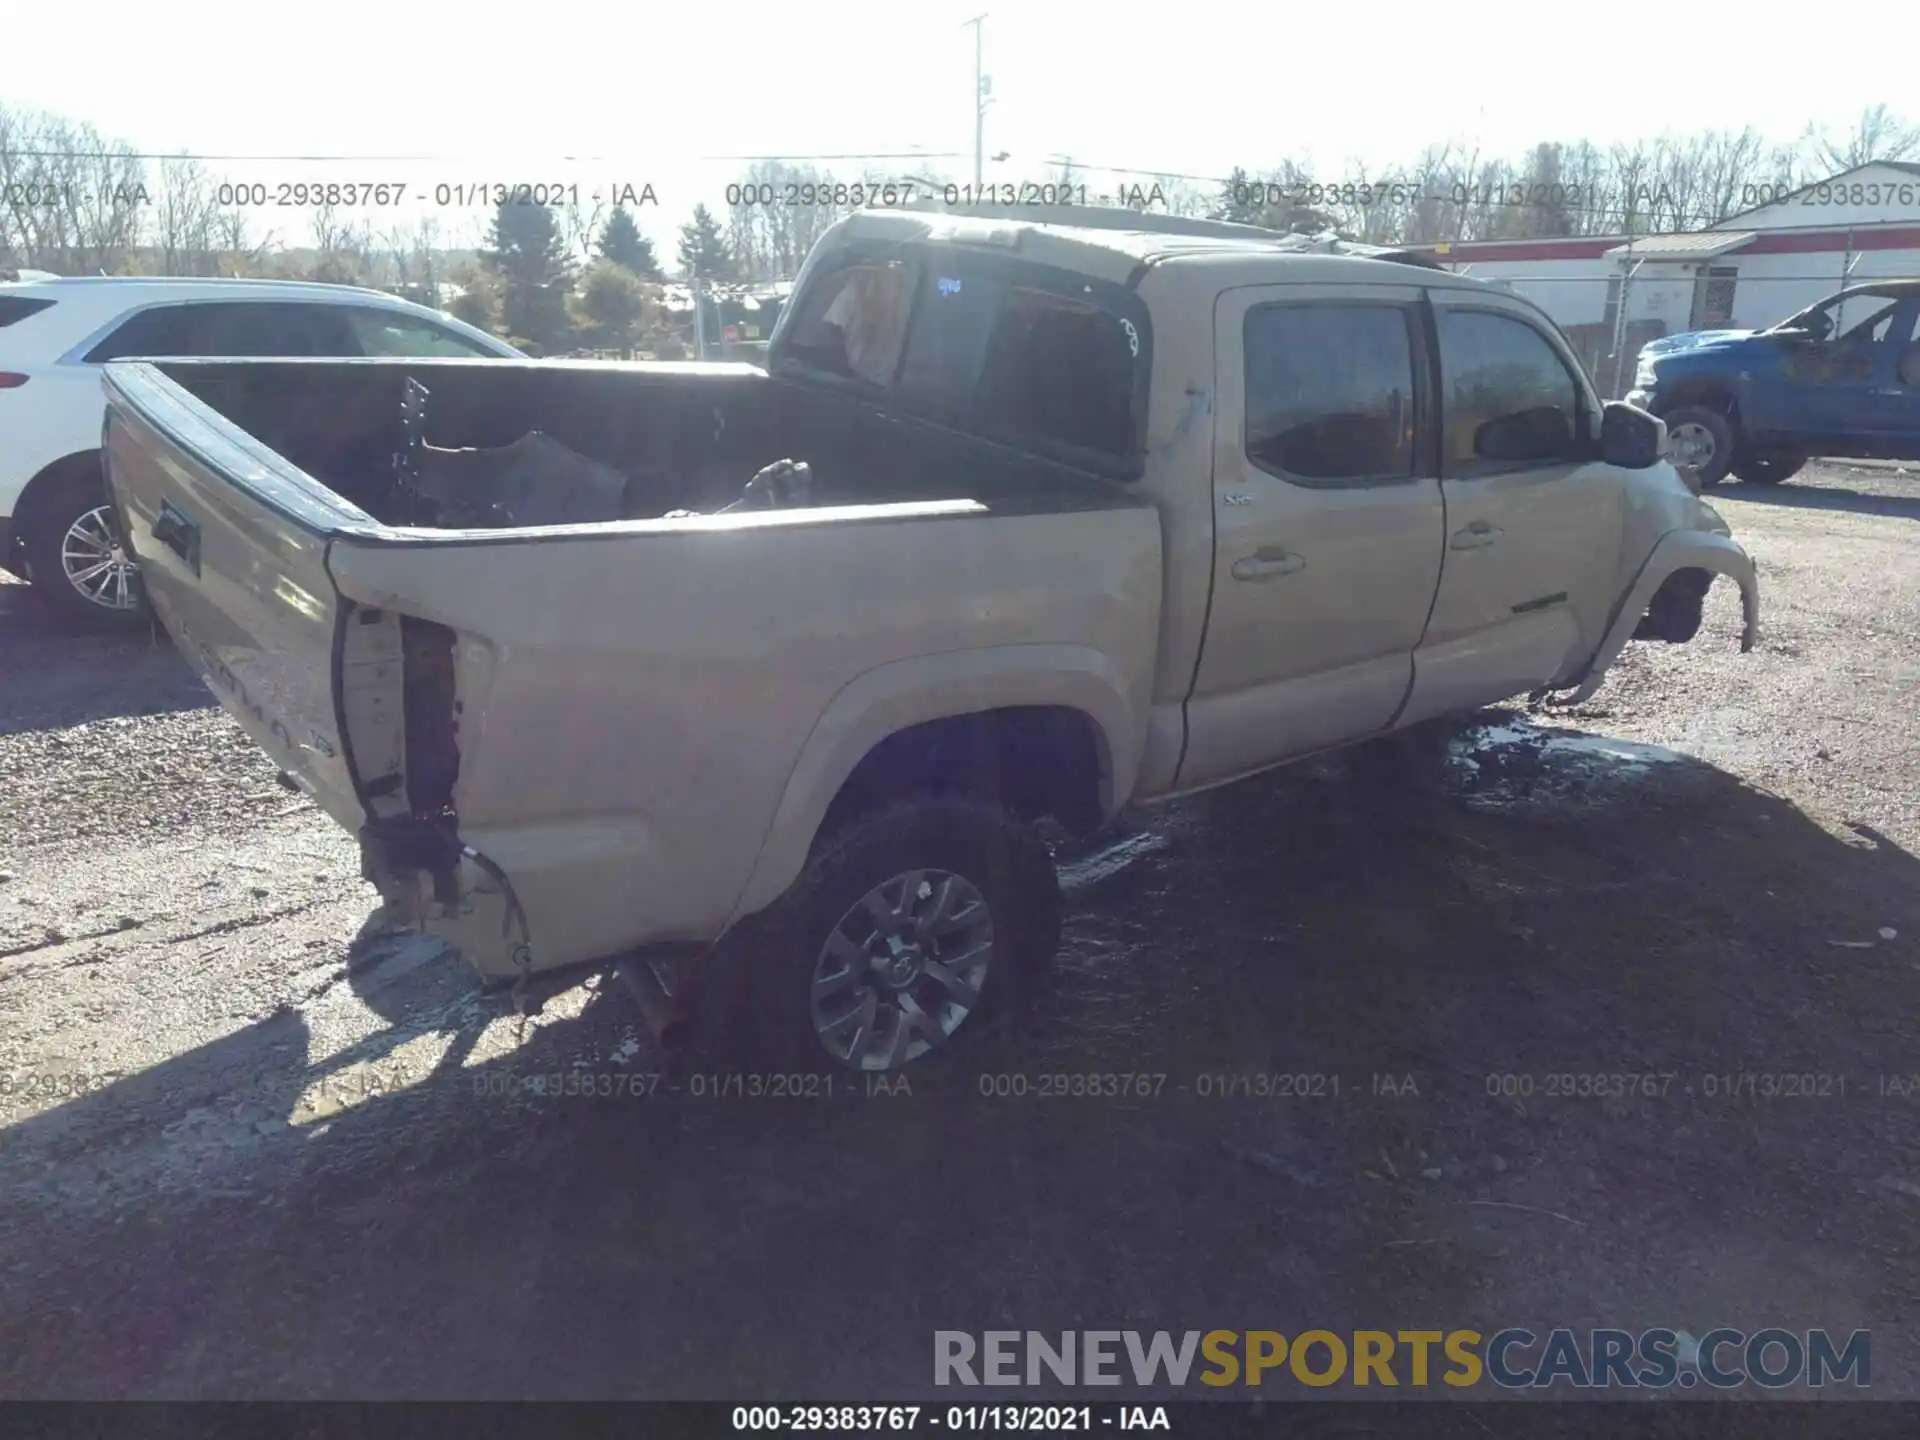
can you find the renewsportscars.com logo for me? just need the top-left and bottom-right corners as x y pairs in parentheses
(934, 1329), (1871, 1391)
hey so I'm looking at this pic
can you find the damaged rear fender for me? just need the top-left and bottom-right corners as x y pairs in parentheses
(1561, 530), (1760, 705)
(726, 644), (1146, 927)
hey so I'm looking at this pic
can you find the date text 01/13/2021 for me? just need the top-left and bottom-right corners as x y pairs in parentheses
(729, 1406), (1170, 1431)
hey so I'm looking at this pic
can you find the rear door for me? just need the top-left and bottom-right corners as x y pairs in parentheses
(102, 361), (366, 829)
(1400, 293), (1622, 724)
(1178, 282), (1445, 788)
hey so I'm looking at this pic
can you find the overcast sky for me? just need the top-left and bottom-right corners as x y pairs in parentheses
(8, 0), (1911, 254)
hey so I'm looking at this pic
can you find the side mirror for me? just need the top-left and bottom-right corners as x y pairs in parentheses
(1599, 401), (1664, 469)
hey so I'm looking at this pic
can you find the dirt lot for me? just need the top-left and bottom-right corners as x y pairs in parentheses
(2, 461), (1918, 1401)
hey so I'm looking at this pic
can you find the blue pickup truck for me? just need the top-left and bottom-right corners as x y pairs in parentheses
(1626, 279), (1920, 486)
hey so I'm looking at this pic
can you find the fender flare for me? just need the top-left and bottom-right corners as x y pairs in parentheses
(1562, 530), (1760, 705)
(727, 643), (1143, 924)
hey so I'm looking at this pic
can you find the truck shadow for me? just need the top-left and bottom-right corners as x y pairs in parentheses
(0, 583), (212, 736)
(1715, 478), (1920, 521)
(3, 711), (1917, 1397)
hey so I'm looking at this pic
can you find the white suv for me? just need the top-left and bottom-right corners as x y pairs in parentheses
(0, 275), (521, 627)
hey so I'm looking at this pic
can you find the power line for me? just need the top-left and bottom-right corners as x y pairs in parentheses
(3, 149), (976, 163)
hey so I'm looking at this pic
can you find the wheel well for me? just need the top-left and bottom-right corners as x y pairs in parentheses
(1633, 566), (1714, 643)
(816, 707), (1109, 849)
(13, 450), (105, 537)
(1660, 386), (1741, 429)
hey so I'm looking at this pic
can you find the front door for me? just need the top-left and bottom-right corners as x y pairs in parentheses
(1400, 292), (1624, 725)
(1177, 283), (1445, 790)
(1866, 299), (1920, 458)
(1782, 294), (1913, 449)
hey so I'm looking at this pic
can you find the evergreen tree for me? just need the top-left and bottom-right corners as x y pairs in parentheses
(596, 205), (662, 279)
(676, 203), (734, 281)
(479, 200), (574, 352)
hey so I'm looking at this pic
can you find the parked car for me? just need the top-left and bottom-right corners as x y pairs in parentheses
(99, 206), (1760, 1073)
(0, 275), (521, 627)
(1626, 279), (1920, 487)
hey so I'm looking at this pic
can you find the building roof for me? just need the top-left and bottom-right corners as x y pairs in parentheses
(1603, 231), (1755, 261)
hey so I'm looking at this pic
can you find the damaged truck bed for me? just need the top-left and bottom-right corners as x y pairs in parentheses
(100, 206), (1758, 1073)
(102, 352), (1161, 996)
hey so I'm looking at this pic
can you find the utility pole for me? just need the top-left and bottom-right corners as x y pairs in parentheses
(964, 14), (989, 189)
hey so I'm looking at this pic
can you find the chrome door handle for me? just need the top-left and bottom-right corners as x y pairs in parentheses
(1450, 522), (1503, 550)
(1231, 548), (1305, 582)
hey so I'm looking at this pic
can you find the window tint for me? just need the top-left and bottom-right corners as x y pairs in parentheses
(86, 301), (357, 361)
(192, 302), (356, 356)
(896, 271), (1006, 402)
(974, 288), (1136, 456)
(1436, 309), (1585, 469)
(781, 261), (916, 386)
(346, 308), (500, 358)
(85, 304), (204, 361)
(896, 276), (1137, 456)
(1244, 304), (1414, 482)
(0, 296), (56, 329)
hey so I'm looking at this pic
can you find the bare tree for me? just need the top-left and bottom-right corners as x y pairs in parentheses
(306, 200), (373, 284)
(724, 160), (853, 283)
(146, 154), (224, 275)
(0, 103), (149, 274)
(560, 190), (607, 271)
(1807, 103), (1920, 172)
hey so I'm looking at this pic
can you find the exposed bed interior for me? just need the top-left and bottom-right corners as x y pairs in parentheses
(152, 359), (1130, 530)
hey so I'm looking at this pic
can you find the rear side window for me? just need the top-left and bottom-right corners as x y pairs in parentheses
(1244, 304), (1416, 484)
(1436, 309), (1587, 470)
(84, 305), (206, 361)
(0, 296), (56, 328)
(84, 301), (358, 361)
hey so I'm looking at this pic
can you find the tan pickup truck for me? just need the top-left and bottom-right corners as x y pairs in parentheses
(100, 205), (1759, 1073)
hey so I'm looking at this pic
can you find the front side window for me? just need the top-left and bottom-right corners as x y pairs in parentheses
(1244, 303), (1415, 483)
(346, 308), (501, 358)
(188, 302), (357, 356)
(1436, 309), (1587, 470)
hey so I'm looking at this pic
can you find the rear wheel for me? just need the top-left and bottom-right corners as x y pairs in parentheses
(1663, 406), (1736, 488)
(721, 798), (1061, 1074)
(1731, 452), (1807, 485)
(22, 464), (148, 630)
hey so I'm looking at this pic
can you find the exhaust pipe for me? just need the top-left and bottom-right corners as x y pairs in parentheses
(614, 956), (692, 1053)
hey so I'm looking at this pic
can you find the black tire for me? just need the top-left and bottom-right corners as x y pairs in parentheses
(714, 798), (1062, 1074)
(1663, 405), (1736, 488)
(22, 462), (149, 631)
(1731, 452), (1807, 485)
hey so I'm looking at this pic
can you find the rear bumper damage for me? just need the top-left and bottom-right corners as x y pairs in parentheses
(358, 815), (534, 986)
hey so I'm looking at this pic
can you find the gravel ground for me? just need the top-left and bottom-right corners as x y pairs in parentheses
(1, 459), (1917, 1400)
